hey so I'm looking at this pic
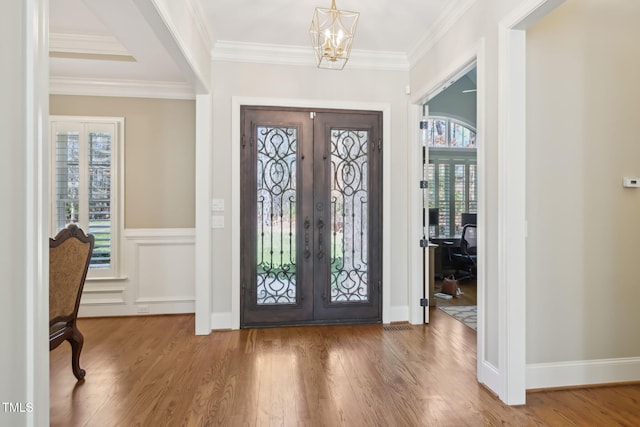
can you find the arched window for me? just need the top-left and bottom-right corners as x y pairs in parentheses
(424, 117), (477, 237)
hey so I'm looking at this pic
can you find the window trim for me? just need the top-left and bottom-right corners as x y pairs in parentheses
(425, 116), (477, 149)
(49, 115), (125, 280)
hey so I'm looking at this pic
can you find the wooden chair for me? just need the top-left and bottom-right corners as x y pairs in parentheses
(49, 224), (94, 380)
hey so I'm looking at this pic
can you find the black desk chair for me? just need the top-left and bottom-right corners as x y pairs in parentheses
(445, 224), (477, 281)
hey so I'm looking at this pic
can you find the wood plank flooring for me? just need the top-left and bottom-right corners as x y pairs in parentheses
(434, 279), (477, 307)
(50, 311), (640, 426)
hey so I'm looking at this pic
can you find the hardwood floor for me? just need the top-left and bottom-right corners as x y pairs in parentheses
(50, 312), (640, 426)
(434, 278), (477, 307)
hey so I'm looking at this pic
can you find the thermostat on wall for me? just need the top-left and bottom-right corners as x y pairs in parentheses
(623, 177), (640, 187)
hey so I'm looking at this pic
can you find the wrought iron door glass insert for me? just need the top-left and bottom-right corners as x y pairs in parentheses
(330, 129), (369, 302)
(256, 126), (297, 305)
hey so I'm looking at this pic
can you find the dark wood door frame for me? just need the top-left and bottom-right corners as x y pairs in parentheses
(240, 106), (382, 327)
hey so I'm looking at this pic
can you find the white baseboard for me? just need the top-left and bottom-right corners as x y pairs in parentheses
(78, 300), (194, 317)
(526, 357), (640, 390)
(478, 359), (502, 397)
(211, 311), (233, 330)
(387, 305), (409, 323)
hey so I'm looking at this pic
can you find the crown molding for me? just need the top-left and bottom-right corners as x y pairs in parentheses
(49, 76), (195, 100)
(212, 41), (409, 71)
(49, 32), (131, 56)
(407, 0), (478, 67)
(210, 0), (476, 71)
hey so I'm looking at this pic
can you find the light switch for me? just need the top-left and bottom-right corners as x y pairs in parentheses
(211, 198), (225, 211)
(211, 215), (225, 229)
(623, 177), (640, 188)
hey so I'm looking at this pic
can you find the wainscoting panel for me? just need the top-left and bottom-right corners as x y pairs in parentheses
(78, 228), (196, 317)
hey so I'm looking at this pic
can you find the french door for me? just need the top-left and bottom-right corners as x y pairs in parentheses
(240, 106), (382, 327)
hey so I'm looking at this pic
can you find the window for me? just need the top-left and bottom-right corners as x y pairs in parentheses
(50, 116), (124, 279)
(423, 117), (477, 237)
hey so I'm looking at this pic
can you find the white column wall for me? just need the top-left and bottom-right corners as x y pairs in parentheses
(0, 0), (49, 425)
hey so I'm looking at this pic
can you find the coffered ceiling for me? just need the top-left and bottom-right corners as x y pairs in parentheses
(49, 0), (469, 93)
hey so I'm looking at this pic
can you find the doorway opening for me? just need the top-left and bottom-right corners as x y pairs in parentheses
(418, 65), (479, 327)
(424, 66), (478, 316)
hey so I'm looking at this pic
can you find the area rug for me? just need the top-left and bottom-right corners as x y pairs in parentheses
(438, 305), (477, 330)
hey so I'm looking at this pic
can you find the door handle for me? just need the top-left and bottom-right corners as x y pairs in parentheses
(317, 219), (324, 259)
(304, 217), (311, 259)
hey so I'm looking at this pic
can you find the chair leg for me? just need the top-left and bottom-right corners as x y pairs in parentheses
(69, 327), (86, 381)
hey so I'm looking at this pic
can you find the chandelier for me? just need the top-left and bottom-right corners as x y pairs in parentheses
(309, 0), (359, 70)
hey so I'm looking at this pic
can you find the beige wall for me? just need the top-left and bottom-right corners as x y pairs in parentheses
(526, 0), (640, 362)
(412, 0), (640, 373)
(50, 95), (196, 228)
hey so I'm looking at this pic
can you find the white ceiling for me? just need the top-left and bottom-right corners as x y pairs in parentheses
(198, 0), (450, 52)
(49, 0), (455, 89)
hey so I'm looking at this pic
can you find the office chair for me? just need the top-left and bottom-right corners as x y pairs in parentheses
(449, 224), (477, 280)
(461, 213), (477, 227)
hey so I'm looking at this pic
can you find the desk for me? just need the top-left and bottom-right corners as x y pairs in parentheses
(429, 236), (461, 279)
(425, 244), (438, 307)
